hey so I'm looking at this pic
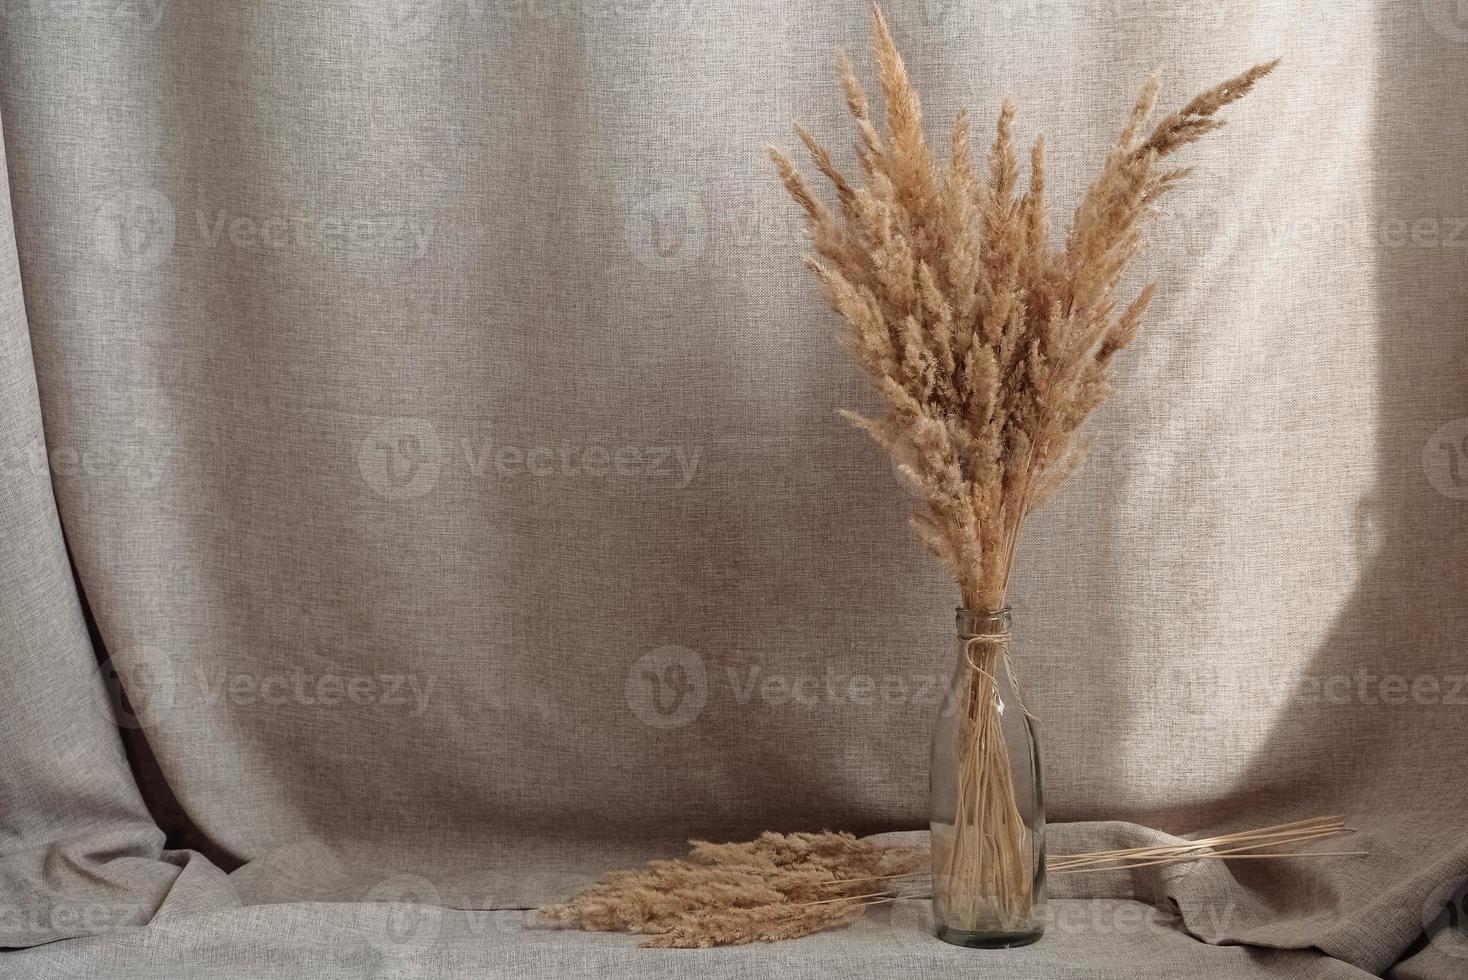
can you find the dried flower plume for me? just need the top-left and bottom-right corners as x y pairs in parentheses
(540, 831), (925, 948)
(771, 6), (1278, 609)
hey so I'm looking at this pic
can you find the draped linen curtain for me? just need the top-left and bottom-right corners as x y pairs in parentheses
(1, 1), (1465, 976)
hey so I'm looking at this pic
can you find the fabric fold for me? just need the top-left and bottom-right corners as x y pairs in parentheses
(0, 101), (227, 950)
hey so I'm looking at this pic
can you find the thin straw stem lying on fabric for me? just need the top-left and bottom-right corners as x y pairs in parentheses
(1051, 815), (1344, 868)
(1049, 815), (1344, 863)
(1051, 827), (1352, 873)
(814, 816), (1354, 885)
(770, 4), (1278, 934)
(1051, 816), (1348, 869)
(1053, 848), (1370, 874)
(845, 847), (1374, 908)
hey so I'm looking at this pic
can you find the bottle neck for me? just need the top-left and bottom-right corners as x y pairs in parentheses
(955, 607), (1011, 640)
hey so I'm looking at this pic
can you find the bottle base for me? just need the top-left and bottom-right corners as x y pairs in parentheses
(935, 925), (1044, 949)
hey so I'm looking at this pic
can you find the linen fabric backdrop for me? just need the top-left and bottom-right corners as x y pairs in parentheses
(1, 1), (1466, 977)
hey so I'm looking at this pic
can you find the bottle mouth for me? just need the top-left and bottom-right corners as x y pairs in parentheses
(955, 606), (1012, 638)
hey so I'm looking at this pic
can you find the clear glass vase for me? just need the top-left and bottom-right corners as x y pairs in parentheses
(929, 607), (1046, 947)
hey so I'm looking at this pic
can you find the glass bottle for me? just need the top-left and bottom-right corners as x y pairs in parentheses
(929, 607), (1046, 947)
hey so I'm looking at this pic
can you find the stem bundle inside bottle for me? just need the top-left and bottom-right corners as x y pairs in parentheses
(930, 611), (1043, 944)
(937, 639), (1033, 930)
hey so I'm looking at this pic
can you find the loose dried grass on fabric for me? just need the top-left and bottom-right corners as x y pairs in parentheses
(539, 832), (926, 948)
(542, 819), (1359, 948)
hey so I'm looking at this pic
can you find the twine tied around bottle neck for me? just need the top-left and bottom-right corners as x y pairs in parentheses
(962, 631), (1039, 723)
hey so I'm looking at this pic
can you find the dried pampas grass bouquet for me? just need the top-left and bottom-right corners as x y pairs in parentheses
(768, 5), (1275, 948)
(772, 9), (1275, 611)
